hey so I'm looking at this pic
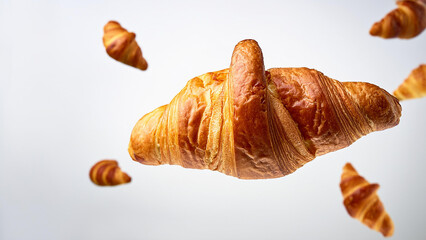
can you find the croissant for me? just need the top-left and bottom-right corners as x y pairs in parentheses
(370, 0), (426, 39)
(128, 39), (402, 179)
(103, 20), (148, 70)
(393, 64), (426, 100)
(340, 163), (394, 237)
(89, 160), (131, 186)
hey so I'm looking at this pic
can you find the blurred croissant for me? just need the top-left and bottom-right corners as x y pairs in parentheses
(103, 20), (148, 70)
(370, 0), (426, 39)
(89, 160), (131, 186)
(128, 39), (401, 179)
(393, 64), (426, 100)
(340, 163), (394, 237)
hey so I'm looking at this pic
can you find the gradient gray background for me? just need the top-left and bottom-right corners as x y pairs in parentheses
(1, 0), (425, 239)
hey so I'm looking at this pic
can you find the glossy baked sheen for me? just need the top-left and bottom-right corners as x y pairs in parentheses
(370, 0), (426, 39)
(340, 163), (394, 237)
(128, 39), (401, 179)
(394, 64), (426, 100)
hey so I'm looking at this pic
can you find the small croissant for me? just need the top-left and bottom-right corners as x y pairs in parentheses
(340, 163), (394, 237)
(89, 160), (131, 186)
(370, 0), (426, 39)
(128, 39), (402, 179)
(103, 21), (148, 70)
(393, 64), (426, 100)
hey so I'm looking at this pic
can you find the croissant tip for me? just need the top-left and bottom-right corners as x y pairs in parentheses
(343, 162), (352, 168)
(104, 20), (122, 31)
(238, 39), (258, 44)
(343, 162), (356, 172)
(379, 214), (395, 237)
(138, 59), (148, 71)
(123, 173), (132, 183)
(106, 20), (119, 25)
(383, 231), (394, 237)
(370, 26), (379, 36)
(233, 39), (260, 54)
(369, 24), (380, 36)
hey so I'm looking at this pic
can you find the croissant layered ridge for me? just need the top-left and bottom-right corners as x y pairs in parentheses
(128, 40), (401, 179)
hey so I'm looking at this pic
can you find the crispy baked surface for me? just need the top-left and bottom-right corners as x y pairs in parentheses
(128, 40), (401, 179)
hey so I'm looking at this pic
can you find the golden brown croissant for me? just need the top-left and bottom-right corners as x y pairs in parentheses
(393, 64), (426, 100)
(370, 0), (426, 39)
(340, 163), (394, 237)
(128, 39), (401, 179)
(89, 160), (131, 186)
(103, 21), (148, 70)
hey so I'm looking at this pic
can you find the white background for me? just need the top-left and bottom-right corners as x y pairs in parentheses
(1, 0), (425, 239)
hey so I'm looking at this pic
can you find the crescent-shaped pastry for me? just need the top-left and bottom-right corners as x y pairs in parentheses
(89, 160), (131, 186)
(128, 39), (401, 179)
(393, 64), (426, 100)
(103, 20), (148, 70)
(370, 0), (426, 39)
(340, 163), (394, 237)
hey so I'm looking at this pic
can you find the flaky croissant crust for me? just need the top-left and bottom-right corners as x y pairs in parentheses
(128, 40), (401, 179)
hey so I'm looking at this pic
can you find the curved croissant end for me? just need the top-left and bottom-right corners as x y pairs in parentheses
(370, 0), (426, 39)
(393, 64), (426, 100)
(340, 163), (394, 237)
(128, 39), (401, 179)
(103, 20), (148, 70)
(89, 160), (131, 186)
